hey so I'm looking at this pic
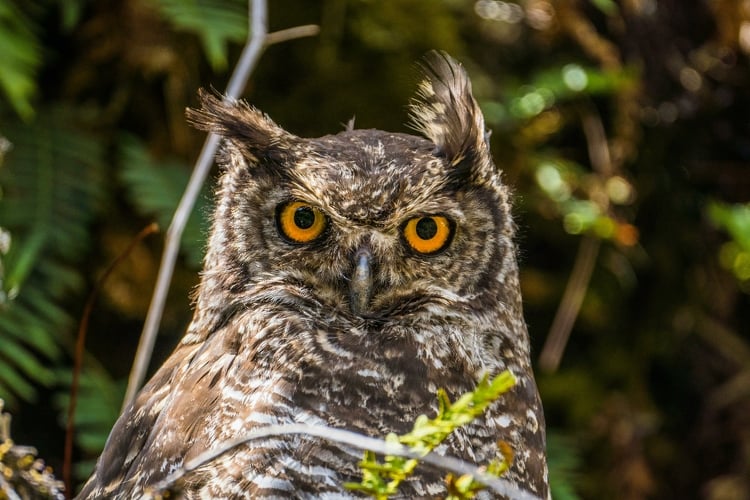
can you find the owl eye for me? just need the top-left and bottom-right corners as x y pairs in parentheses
(277, 201), (327, 244)
(402, 215), (453, 255)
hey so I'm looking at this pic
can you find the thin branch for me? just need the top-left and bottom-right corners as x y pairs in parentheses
(694, 311), (750, 366)
(146, 424), (543, 500)
(539, 106), (611, 373)
(123, 0), (270, 410)
(64, 223), (158, 498)
(265, 24), (320, 46)
(581, 106), (614, 176)
(538, 235), (600, 372)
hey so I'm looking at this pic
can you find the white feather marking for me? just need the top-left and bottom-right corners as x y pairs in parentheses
(356, 368), (382, 379)
(248, 474), (294, 491)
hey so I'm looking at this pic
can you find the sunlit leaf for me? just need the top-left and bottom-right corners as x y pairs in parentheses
(709, 201), (750, 251)
(0, 2), (41, 119)
(119, 134), (211, 268)
(55, 367), (125, 478)
(148, 0), (247, 71)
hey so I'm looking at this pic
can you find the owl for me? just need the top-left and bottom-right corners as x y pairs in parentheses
(78, 52), (548, 499)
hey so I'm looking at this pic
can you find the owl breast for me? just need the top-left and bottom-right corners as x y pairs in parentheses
(166, 303), (505, 498)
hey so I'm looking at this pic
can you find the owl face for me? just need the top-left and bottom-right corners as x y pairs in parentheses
(211, 128), (510, 324)
(186, 53), (523, 368)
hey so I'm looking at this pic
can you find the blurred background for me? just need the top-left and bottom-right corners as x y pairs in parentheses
(1, 0), (749, 498)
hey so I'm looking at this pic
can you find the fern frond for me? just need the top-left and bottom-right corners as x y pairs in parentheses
(0, 108), (106, 404)
(0, 2), (42, 119)
(147, 0), (247, 71)
(54, 366), (124, 479)
(118, 134), (211, 268)
(547, 432), (581, 500)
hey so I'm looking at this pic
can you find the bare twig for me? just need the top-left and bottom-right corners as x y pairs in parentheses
(123, 0), (268, 410)
(538, 235), (600, 372)
(146, 424), (543, 500)
(581, 107), (614, 177)
(64, 223), (159, 498)
(265, 24), (320, 46)
(557, 2), (621, 70)
(539, 107), (612, 372)
(694, 312), (750, 367)
(123, 0), (320, 413)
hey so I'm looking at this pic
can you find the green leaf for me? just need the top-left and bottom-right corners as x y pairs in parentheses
(0, 2), (42, 119)
(590, 0), (619, 16)
(347, 371), (516, 498)
(58, 0), (87, 31)
(55, 367), (125, 464)
(2, 230), (47, 294)
(0, 107), (106, 403)
(488, 65), (637, 125)
(73, 459), (98, 482)
(147, 0), (248, 71)
(0, 361), (36, 402)
(708, 201), (750, 251)
(0, 337), (54, 385)
(547, 432), (582, 500)
(119, 134), (211, 268)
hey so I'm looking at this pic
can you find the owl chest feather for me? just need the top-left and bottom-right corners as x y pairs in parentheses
(80, 304), (537, 499)
(166, 309), (506, 498)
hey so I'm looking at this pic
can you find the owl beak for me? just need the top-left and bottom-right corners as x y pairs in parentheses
(350, 248), (372, 315)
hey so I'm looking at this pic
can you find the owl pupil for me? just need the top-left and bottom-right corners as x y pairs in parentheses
(294, 207), (315, 229)
(416, 217), (438, 240)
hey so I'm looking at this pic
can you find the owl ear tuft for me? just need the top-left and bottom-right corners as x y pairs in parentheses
(186, 89), (295, 162)
(409, 51), (494, 181)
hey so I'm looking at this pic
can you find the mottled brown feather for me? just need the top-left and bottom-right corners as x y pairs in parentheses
(78, 51), (548, 500)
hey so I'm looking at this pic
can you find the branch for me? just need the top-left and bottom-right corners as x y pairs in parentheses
(539, 106), (611, 372)
(146, 424), (543, 500)
(265, 25), (320, 46)
(123, 0), (269, 411)
(124, 1), (315, 410)
(538, 235), (600, 372)
(65, 223), (158, 497)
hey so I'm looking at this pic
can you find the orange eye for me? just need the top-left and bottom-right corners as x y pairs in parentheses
(402, 215), (453, 255)
(277, 201), (327, 244)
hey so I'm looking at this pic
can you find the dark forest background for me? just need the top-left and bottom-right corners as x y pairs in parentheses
(1, 0), (749, 498)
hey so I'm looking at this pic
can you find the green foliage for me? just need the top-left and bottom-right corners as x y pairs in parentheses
(118, 135), (211, 269)
(547, 433), (581, 500)
(57, 0), (88, 31)
(529, 157), (637, 245)
(709, 201), (750, 289)
(346, 371), (515, 500)
(147, 0), (247, 71)
(589, 0), (619, 16)
(480, 63), (640, 249)
(0, 1), (42, 119)
(483, 64), (635, 125)
(54, 367), (125, 479)
(0, 108), (106, 404)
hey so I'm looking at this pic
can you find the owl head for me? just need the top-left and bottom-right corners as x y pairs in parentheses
(185, 52), (523, 367)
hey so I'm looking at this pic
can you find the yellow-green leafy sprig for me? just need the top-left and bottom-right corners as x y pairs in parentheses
(345, 371), (516, 500)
